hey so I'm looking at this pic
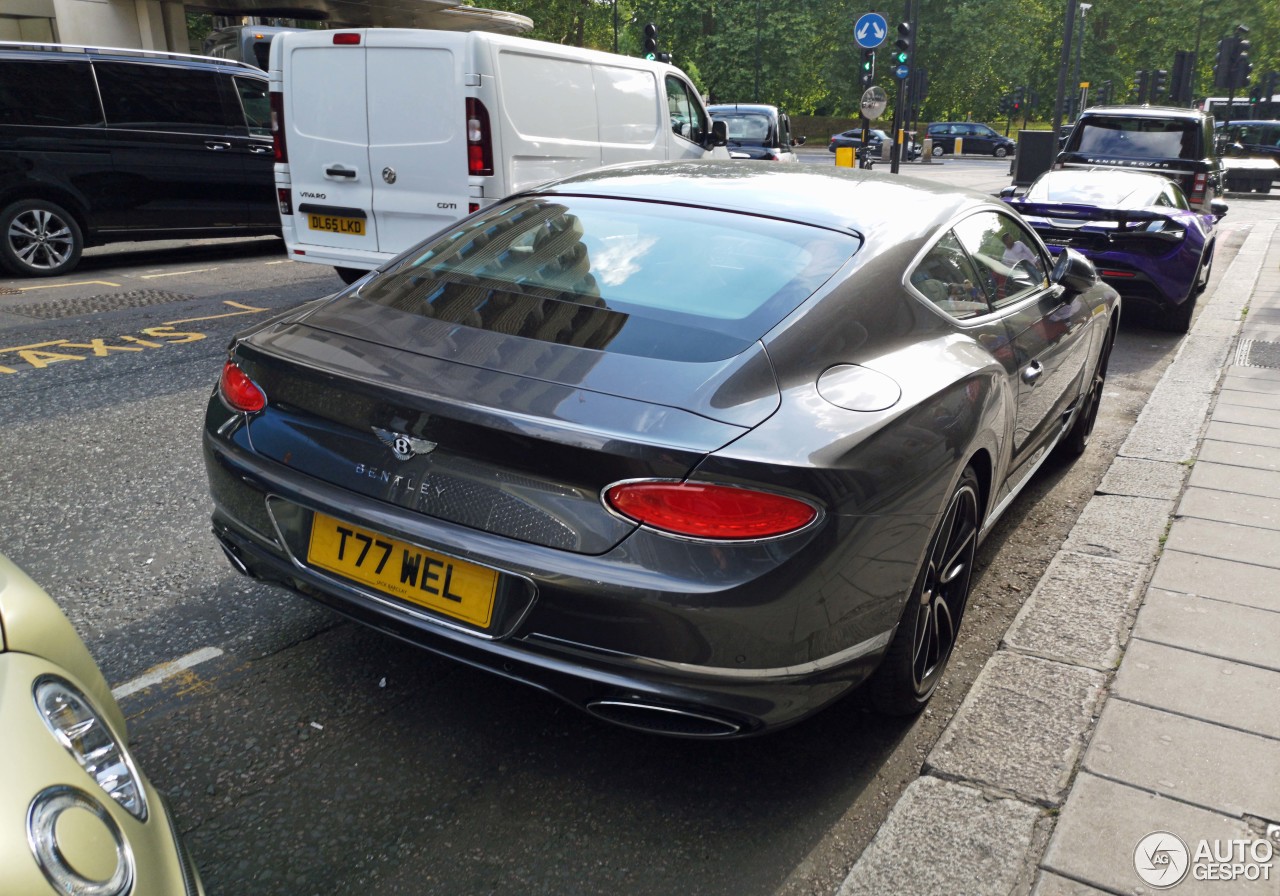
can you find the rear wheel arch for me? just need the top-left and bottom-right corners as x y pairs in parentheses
(0, 185), (92, 243)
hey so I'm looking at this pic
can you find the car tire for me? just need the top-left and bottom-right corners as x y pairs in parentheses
(994, 146), (1009, 158)
(335, 266), (368, 285)
(0, 199), (84, 277)
(932, 144), (945, 157)
(867, 465), (980, 716)
(1157, 292), (1197, 334)
(1062, 322), (1115, 456)
(1194, 243), (1214, 295)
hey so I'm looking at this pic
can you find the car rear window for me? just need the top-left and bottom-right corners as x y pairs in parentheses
(715, 112), (774, 144)
(1025, 171), (1163, 206)
(1071, 116), (1199, 160)
(358, 196), (859, 362)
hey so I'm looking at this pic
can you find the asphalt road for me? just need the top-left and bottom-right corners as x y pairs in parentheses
(0, 184), (1268, 895)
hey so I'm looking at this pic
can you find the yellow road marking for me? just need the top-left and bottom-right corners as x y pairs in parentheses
(139, 268), (217, 279)
(14, 280), (120, 291)
(164, 300), (268, 325)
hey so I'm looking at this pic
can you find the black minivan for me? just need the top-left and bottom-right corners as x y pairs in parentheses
(0, 42), (279, 277)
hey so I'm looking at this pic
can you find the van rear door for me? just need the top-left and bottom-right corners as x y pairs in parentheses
(280, 30), (469, 258)
(365, 30), (469, 254)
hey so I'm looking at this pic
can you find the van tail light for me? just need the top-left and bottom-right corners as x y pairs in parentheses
(604, 481), (819, 540)
(469, 202), (480, 213)
(333, 32), (361, 45)
(219, 361), (266, 413)
(277, 188), (292, 216)
(466, 98), (494, 177)
(1191, 172), (1207, 203)
(270, 90), (287, 163)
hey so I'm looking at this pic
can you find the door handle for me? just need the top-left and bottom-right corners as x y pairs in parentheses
(1021, 360), (1043, 385)
(205, 141), (231, 151)
(248, 145), (272, 154)
(325, 167), (358, 179)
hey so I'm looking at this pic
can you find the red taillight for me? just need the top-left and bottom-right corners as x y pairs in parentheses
(604, 481), (818, 540)
(276, 187), (292, 216)
(465, 97), (494, 177)
(1191, 172), (1207, 202)
(219, 361), (266, 413)
(1098, 270), (1137, 278)
(270, 90), (287, 163)
(468, 202), (480, 213)
(333, 32), (361, 45)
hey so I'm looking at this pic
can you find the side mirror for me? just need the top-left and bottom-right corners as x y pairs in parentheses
(1210, 198), (1229, 220)
(793, 135), (807, 146)
(998, 185), (1018, 199)
(708, 119), (728, 148)
(1050, 247), (1097, 293)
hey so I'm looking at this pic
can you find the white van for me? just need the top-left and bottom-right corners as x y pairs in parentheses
(270, 29), (729, 282)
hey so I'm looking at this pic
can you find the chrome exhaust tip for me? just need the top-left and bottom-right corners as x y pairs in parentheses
(586, 699), (744, 738)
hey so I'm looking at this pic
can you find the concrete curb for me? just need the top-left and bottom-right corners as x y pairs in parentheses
(835, 222), (1277, 896)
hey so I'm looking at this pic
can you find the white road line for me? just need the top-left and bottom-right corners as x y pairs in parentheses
(139, 268), (216, 279)
(111, 647), (224, 700)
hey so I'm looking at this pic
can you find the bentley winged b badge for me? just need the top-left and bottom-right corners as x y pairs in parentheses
(373, 427), (438, 461)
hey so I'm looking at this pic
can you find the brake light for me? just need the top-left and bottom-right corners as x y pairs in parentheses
(466, 97), (494, 177)
(604, 481), (818, 540)
(1191, 172), (1206, 203)
(277, 188), (292, 216)
(219, 361), (266, 413)
(270, 90), (287, 163)
(1098, 269), (1137, 278)
(333, 32), (361, 45)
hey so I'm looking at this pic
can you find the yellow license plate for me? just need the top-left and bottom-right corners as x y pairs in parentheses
(307, 512), (497, 628)
(307, 213), (365, 236)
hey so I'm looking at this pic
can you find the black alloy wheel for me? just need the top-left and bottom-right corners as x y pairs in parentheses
(1063, 323), (1116, 456)
(0, 199), (84, 277)
(868, 466), (981, 715)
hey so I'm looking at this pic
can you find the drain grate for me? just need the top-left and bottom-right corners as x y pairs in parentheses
(1235, 339), (1280, 370)
(0, 286), (20, 296)
(1, 289), (197, 320)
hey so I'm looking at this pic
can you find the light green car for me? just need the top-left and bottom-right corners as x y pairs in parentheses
(0, 554), (204, 895)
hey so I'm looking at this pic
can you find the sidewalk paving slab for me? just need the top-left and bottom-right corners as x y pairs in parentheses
(1186, 460), (1280, 500)
(1162, 516), (1280, 571)
(1040, 773), (1276, 896)
(1132, 590), (1280, 671)
(1149, 550), (1280, 611)
(1060, 495), (1174, 563)
(924, 652), (1106, 806)
(1112, 639), (1280, 740)
(835, 776), (1044, 896)
(1177, 485), (1280, 529)
(1202, 419), (1280, 449)
(1082, 700), (1280, 820)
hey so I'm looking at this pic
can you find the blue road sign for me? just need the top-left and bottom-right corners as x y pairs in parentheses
(855, 13), (888, 49)
(895, 64), (910, 80)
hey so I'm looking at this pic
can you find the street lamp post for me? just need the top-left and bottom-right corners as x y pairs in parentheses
(1052, 0), (1078, 136)
(1070, 3), (1091, 119)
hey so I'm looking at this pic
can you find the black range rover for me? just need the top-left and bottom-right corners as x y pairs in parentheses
(1056, 105), (1225, 212)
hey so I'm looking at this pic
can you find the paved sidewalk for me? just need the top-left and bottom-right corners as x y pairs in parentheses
(836, 221), (1280, 896)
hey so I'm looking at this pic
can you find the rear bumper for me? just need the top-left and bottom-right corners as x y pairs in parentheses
(203, 428), (902, 736)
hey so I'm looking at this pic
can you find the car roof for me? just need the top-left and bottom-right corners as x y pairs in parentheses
(531, 161), (995, 238)
(1079, 105), (1206, 120)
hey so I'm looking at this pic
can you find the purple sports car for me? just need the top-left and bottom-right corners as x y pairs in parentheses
(1003, 169), (1225, 332)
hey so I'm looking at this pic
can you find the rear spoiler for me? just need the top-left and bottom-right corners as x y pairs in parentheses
(1011, 201), (1166, 225)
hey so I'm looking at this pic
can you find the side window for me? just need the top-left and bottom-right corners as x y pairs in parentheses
(910, 231), (993, 320)
(0, 59), (103, 127)
(953, 212), (1047, 308)
(233, 76), (270, 137)
(665, 76), (706, 143)
(95, 61), (237, 133)
(780, 114), (792, 148)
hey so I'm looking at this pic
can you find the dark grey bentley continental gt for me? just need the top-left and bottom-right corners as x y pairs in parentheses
(204, 162), (1119, 737)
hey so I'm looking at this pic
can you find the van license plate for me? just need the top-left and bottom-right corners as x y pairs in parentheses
(307, 214), (365, 236)
(307, 512), (497, 628)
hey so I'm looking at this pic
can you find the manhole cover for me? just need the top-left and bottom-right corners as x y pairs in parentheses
(1, 289), (197, 320)
(1235, 339), (1280, 369)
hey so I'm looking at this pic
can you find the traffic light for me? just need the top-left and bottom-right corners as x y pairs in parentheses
(1230, 36), (1252, 90)
(1132, 69), (1148, 103)
(642, 23), (658, 61)
(1213, 37), (1236, 90)
(1012, 86), (1023, 113)
(998, 94), (1012, 115)
(1170, 51), (1193, 105)
(894, 22), (911, 66)
(1097, 79), (1112, 105)
(860, 49), (875, 87)
(1152, 69), (1168, 101)
(1249, 86), (1262, 104)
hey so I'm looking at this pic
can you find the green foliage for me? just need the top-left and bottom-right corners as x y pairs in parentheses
(473, 0), (1280, 122)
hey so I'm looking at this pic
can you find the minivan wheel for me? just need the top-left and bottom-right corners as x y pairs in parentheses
(932, 144), (945, 157)
(994, 146), (1009, 158)
(0, 199), (84, 277)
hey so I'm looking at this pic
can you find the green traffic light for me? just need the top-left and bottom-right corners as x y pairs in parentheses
(645, 53), (656, 60)
(895, 52), (908, 64)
